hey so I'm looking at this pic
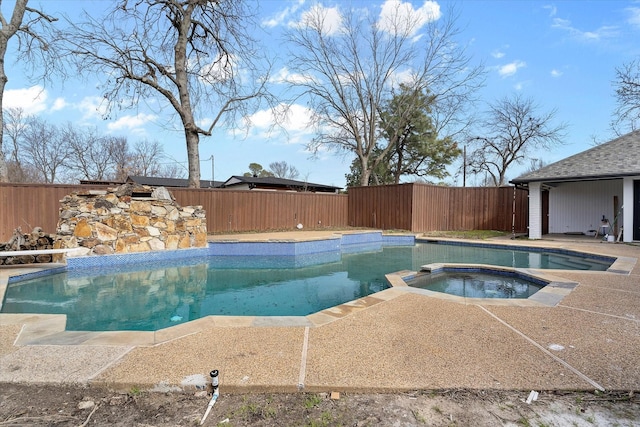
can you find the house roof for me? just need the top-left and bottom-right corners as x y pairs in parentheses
(222, 175), (342, 191)
(126, 175), (223, 188)
(511, 129), (640, 185)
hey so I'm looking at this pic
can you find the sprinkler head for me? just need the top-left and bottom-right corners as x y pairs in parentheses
(210, 369), (219, 389)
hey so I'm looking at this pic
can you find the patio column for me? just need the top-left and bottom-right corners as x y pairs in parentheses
(528, 182), (542, 239)
(623, 177), (634, 243)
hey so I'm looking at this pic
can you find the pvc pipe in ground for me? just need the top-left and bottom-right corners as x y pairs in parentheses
(200, 388), (219, 425)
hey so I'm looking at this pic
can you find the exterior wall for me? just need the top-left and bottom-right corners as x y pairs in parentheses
(548, 180), (623, 235)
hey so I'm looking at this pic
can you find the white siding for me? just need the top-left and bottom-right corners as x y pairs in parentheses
(548, 180), (623, 234)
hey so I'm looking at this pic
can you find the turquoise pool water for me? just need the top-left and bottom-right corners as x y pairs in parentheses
(2, 242), (612, 331)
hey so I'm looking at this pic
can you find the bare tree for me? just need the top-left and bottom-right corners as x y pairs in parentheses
(63, 124), (122, 181)
(129, 139), (165, 177)
(110, 136), (130, 181)
(62, 0), (272, 188)
(2, 107), (30, 181)
(613, 59), (640, 132)
(269, 161), (299, 179)
(20, 116), (70, 183)
(468, 94), (567, 186)
(284, 3), (483, 186)
(0, 1), (57, 182)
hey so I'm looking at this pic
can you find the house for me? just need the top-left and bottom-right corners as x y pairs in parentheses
(511, 130), (640, 242)
(81, 175), (342, 193)
(221, 176), (342, 193)
(79, 176), (224, 188)
(126, 176), (224, 188)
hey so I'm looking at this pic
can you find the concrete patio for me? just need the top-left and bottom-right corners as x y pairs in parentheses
(1, 231), (639, 394)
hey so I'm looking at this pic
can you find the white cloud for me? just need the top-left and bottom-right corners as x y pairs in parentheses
(3, 86), (48, 114)
(498, 61), (526, 77)
(543, 5), (557, 17)
(298, 4), (343, 36)
(107, 113), (157, 133)
(269, 67), (317, 85)
(627, 7), (640, 28)
(78, 96), (109, 120)
(378, 0), (441, 36)
(262, 0), (305, 28)
(51, 98), (67, 112)
(550, 69), (563, 78)
(389, 68), (416, 86)
(551, 17), (618, 41)
(200, 54), (235, 84)
(491, 50), (505, 59)
(242, 103), (315, 144)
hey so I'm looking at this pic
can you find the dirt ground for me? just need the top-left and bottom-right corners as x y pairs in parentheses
(0, 384), (638, 427)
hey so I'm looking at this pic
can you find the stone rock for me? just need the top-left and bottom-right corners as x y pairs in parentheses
(130, 214), (150, 227)
(59, 209), (74, 219)
(166, 207), (180, 221)
(148, 238), (165, 251)
(178, 235), (191, 249)
(94, 199), (114, 210)
(93, 244), (114, 255)
(152, 187), (173, 201)
(80, 238), (100, 248)
(194, 232), (207, 247)
(73, 219), (93, 238)
(151, 205), (167, 216)
(165, 235), (180, 249)
(146, 226), (161, 237)
(95, 222), (118, 241)
(129, 242), (150, 252)
(130, 200), (151, 213)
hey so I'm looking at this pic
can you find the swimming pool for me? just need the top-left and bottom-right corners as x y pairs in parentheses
(1, 240), (615, 331)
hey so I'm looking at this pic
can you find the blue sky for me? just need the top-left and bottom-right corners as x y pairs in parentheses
(3, 0), (640, 187)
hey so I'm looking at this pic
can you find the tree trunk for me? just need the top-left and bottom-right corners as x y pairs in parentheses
(0, 0), (29, 182)
(185, 126), (201, 188)
(359, 155), (370, 186)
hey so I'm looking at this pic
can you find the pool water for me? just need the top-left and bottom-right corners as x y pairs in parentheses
(2, 242), (612, 331)
(405, 271), (545, 299)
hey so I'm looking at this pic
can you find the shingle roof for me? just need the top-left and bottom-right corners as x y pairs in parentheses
(223, 175), (342, 191)
(511, 130), (640, 184)
(126, 176), (223, 188)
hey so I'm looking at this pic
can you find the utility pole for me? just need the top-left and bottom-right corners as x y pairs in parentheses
(463, 145), (466, 187)
(208, 155), (214, 188)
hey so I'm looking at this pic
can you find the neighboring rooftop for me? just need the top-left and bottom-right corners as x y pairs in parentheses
(127, 175), (222, 188)
(511, 129), (640, 184)
(222, 175), (342, 193)
(81, 175), (342, 192)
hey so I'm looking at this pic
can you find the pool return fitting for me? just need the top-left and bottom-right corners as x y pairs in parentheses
(200, 370), (219, 425)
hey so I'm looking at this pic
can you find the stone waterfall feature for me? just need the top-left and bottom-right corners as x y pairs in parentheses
(55, 183), (207, 257)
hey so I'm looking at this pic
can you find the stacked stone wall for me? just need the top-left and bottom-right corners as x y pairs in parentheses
(55, 184), (207, 257)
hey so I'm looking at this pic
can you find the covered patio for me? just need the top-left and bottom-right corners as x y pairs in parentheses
(511, 130), (640, 242)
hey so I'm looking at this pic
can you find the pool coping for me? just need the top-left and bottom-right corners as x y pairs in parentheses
(0, 233), (635, 347)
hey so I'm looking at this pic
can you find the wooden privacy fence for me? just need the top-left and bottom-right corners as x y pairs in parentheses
(0, 182), (528, 241)
(348, 183), (528, 233)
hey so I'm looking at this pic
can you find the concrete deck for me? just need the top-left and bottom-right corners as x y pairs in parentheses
(1, 231), (639, 393)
